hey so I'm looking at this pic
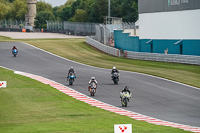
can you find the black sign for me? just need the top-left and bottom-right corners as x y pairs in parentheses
(139, 0), (200, 14)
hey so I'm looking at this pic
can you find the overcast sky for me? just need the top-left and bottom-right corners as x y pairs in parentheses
(39, 0), (67, 7)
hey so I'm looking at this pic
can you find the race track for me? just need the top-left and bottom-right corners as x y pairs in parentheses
(0, 42), (200, 127)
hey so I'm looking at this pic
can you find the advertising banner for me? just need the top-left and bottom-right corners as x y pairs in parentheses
(114, 124), (132, 133)
(139, 0), (200, 14)
(0, 81), (7, 88)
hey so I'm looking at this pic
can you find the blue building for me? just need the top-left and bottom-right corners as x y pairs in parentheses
(114, 0), (200, 56)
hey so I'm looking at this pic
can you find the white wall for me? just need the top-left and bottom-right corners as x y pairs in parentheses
(139, 9), (200, 39)
(123, 29), (140, 36)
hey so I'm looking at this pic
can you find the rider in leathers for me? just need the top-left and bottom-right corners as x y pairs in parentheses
(120, 86), (131, 101)
(88, 77), (98, 91)
(67, 66), (76, 80)
(111, 66), (119, 79)
(12, 46), (18, 54)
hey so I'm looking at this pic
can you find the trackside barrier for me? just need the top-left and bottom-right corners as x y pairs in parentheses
(86, 36), (120, 57)
(125, 51), (200, 65)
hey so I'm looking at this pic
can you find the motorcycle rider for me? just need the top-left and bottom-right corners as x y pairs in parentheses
(67, 66), (76, 81)
(111, 66), (119, 79)
(88, 77), (98, 91)
(120, 86), (131, 101)
(12, 46), (18, 53)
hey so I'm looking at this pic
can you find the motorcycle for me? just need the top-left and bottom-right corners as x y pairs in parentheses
(89, 82), (97, 96)
(112, 72), (119, 84)
(68, 72), (75, 85)
(12, 49), (18, 57)
(120, 91), (131, 107)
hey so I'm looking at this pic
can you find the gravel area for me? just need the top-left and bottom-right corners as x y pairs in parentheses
(0, 32), (85, 39)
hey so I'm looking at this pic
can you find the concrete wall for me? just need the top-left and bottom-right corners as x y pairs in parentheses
(140, 40), (179, 54)
(114, 30), (200, 56)
(114, 30), (140, 52)
(140, 39), (200, 56)
(182, 40), (200, 55)
(123, 29), (139, 36)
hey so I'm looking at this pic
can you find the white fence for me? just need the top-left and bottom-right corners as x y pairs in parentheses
(86, 36), (120, 57)
(125, 51), (200, 65)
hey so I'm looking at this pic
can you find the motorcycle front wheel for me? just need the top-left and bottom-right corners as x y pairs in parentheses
(122, 98), (127, 107)
(69, 79), (73, 85)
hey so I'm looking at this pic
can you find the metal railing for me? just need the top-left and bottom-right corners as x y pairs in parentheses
(0, 20), (25, 31)
(125, 51), (200, 65)
(86, 36), (120, 57)
(46, 21), (96, 36)
(64, 21), (95, 34)
(95, 23), (135, 46)
(122, 22), (135, 29)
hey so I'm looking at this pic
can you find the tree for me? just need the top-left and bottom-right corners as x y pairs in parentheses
(8, 0), (14, 2)
(10, 0), (27, 20)
(0, 2), (11, 19)
(35, 11), (55, 28)
(119, 0), (138, 22)
(58, 0), (80, 21)
(53, 6), (59, 19)
(90, 0), (108, 23)
(59, 6), (73, 21)
(64, 0), (76, 6)
(1, 0), (138, 24)
(70, 9), (88, 22)
(37, 1), (53, 12)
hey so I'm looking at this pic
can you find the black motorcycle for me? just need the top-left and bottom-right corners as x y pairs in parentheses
(112, 72), (119, 84)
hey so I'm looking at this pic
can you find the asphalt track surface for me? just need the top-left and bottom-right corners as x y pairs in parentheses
(0, 42), (200, 127)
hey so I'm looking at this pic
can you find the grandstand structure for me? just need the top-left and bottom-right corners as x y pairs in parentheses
(114, 0), (200, 56)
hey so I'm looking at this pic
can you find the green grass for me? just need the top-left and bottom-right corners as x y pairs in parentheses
(0, 67), (191, 133)
(21, 38), (200, 88)
(0, 36), (12, 41)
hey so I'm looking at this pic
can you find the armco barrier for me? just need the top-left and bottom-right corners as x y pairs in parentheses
(86, 36), (120, 57)
(125, 51), (200, 65)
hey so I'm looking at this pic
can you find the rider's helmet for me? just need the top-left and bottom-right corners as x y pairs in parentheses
(70, 66), (74, 71)
(91, 77), (95, 80)
(13, 46), (16, 49)
(113, 66), (116, 70)
(124, 86), (129, 91)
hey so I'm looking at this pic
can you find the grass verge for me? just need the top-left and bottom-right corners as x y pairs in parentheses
(0, 67), (191, 133)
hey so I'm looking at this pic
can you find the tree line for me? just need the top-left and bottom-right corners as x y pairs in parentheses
(0, 0), (138, 28)
(0, 0), (27, 21)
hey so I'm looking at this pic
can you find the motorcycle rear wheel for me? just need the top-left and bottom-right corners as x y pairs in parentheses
(113, 78), (118, 84)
